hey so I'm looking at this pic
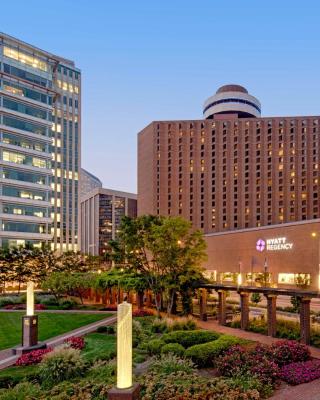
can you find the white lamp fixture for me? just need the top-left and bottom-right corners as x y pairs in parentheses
(26, 281), (34, 316)
(117, 301), (132, 389)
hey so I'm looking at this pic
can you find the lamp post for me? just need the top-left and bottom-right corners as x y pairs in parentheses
(108, 301), (140, 400)
(14, 281), (46, 355)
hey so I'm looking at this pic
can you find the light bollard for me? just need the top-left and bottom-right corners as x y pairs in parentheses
(26, 281), (34, 316)
(13, 281), (46, 355)
(108, 301), (140, 400)
(117, 301), (132, 388)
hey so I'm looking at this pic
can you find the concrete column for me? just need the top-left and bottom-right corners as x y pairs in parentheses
(240, 292), (250, 330)
(218, 290), (227, 325)
(300, 297), (311, 345)
(199, 289), (208, 321)
(265, 294), (277, 337)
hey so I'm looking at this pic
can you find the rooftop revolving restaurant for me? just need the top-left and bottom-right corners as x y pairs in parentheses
(203, 219), (320, 292)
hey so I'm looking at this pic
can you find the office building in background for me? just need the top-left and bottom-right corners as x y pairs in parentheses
(138, 84), (320, 290)
(0, 33), (81, 250)
(80, 187), (137, 256)
(80, 168), (102, 198)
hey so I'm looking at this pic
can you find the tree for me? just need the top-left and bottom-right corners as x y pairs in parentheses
(41, 272), (70, 301)
(110, 215), (207, 316)
(10, 247), (35, 293)
(59, 251), (87, 273)
(149, 217), (207, 315)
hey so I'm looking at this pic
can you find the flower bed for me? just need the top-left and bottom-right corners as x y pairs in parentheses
(15, 348), (52, 366)
(64, 336), (85, 350)
(3, 303), (46, 311)
(281, 360), (320, 385)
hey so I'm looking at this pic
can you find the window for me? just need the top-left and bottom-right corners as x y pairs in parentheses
(3, 46), (48, 72)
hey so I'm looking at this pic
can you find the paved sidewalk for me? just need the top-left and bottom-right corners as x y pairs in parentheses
(270, 379), (320, 400)
(0, 314), (117, 370)
(198, 319), (320, 359)
(199, 320), (320, 399)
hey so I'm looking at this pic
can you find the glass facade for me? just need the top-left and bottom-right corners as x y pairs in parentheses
(0, 33), (80, 250)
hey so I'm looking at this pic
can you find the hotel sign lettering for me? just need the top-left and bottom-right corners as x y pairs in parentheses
(256, 237), (293, 252)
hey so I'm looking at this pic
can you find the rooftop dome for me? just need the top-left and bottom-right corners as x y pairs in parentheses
(203, 84), (261, 119)
(216, 84), (248, 94)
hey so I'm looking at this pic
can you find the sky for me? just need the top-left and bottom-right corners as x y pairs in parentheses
(1, 0), (320, 193)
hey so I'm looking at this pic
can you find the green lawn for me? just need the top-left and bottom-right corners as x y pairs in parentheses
(82, 332), (116, 362)
(0, 312), (111, 350)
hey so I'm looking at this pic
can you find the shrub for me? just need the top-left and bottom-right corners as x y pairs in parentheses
(227, 375), (273, 399)
(162, 329), (220, 348)
(133, 309), (154, 317)
(58, 299), (77, 309)
(0, 367), (40, 389)
(147, 339), (165, 355)
(250, 293), (262, 305)
(280, 359), (320, 385)
(271, 340), (310, 367)
(64, 336), (85, 350)
(151, 318), (169, 333)
(151, 317), (197, 334)
(161, 343), (185, 357)
(0, 296), (21, 307)
(96, 325), (115, 334)
(15, 347), (52, 366)
(39, 296), (59, 306)
(150, 354), (194, 374)
(39, 346), (86, 388)
(139, 371), (260, 400)
(216, 344), (279, 386)
(185, 335), (243, 367)
(0, 381), (42, 400)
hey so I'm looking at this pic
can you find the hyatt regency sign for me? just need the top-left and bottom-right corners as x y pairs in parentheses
(256, 237), (293, 252)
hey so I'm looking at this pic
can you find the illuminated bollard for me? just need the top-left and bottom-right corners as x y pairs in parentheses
(108, 301), (140, 399)
(26, 281), (34, 317)
(13, 281), (46, 355)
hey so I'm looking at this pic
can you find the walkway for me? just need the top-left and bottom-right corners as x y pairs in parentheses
(0, 313), (117, 370)
(199, 320), (320, 400)
(270, 379), (320, 400)
(198, 319), (320, 359)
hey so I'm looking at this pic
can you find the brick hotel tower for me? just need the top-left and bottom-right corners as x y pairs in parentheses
(138, 84), (320, 234)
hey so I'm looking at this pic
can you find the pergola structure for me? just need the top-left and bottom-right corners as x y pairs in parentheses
(197, 284), (318, 344)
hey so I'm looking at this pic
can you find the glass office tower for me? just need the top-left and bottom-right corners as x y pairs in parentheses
(0, 33), (80, 250)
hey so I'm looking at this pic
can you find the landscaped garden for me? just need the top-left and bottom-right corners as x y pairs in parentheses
(0, 312), (110, 350)
(1, 314), (320, 399)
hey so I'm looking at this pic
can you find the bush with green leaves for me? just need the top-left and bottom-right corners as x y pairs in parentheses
(250, 293), (261, 305)
(151, 317), (197, 334)
(58, 298), (77, 310)
(185, 334), (243, 367)
(39, 346), (86, 388)
(150, 354), (195, 375)
(147, 338), (165, 355)
(0, 296), (21, 307)
(96, 325), (115, 334)
(139, 371), (260, 400)
(0, 381), (42, 400)
(162, 329), (220, 348)
(161, 343), (185, 357)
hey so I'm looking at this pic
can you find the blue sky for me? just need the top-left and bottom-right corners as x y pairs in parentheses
(2, 0), (320, 193)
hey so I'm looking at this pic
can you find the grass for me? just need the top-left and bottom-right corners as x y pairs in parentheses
(82, 332), (116, 362)
(0, 312), (111, 350)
